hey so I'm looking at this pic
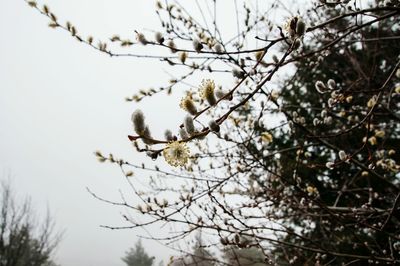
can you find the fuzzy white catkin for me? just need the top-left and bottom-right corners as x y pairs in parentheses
(326, 162), (335, 169)
(179, 128), (188, 140)
(315, 81), (327, 94)
(184, 115), (196, 136)
(142, 126), (153, 145)
(131, 110), (145, 135)
(164, 130), (174, 141)
(193, 39), (203, 52)
(136, 32), (148, 45)
(296, 19), (306, 36)
(215, 89), (225, 99)
(232, 68), (245, 79)
(155, 32), (164, 44)
(327, 79), (336, 90)
(338, 150), (347, 161)
(213, 43), (223, 53)
(208, 120), (220, 132)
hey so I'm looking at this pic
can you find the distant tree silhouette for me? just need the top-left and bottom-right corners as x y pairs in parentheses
(122, 239), (155, 266)
(0, 180), (60, 266)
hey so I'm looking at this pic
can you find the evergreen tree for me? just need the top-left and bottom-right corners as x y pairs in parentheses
(223, 246), (265, 266)
(122, 240), (155, 266)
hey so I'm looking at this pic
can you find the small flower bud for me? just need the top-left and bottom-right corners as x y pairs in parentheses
(367, 95), (378, 108)
(215, 89), (225, 99)
(168, 40), (177, 53)
(326, 162), (335, 169)
(272, 55), (279, 63)
(179, 51), (188, 63)
(327, 79), (336, 90)
(254, 50), (265, 61)
(213, 43), (223, 53)
(180, 96), (197, 115)
(328, 98), (335, 107)
(142, 126), (154, 145)
(338, 150), (347, 161)
(208, 120), (220, 132)
(232, 68), (245, 79)
(261, 132), (273, 144)
(184, 115), (196, 136)
(324, 116), (333, 125)
(179, 128), (188, 139)
(136, 32), (148, 45)
(125, 171), (134, 177)
(155, 32), (164, 44)
(164, 129), (174, 141)
(296, 19), (306, 36)
(131, 110), (146, 135)
(315, 81), (328, 94)
(193, 39), (203, 52)
(374, 130), (385, 138)
(199, 79), (217, 106)
(292, 39), (301, 50)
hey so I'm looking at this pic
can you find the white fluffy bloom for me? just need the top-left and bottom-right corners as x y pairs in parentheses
(163, 141), (190, 167)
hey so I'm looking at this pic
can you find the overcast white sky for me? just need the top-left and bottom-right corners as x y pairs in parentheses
(0, 1), (179, 265)
(0, 1), (301, 265)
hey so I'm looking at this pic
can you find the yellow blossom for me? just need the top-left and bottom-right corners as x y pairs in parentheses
(367, 95), (377, 108)
(179, 95), (197, 115)
(361, 171), (369, 177)
(306, 186), (318, 195)
(346, 96), (353, 103)
(368, 136), (377, 146)
(163, 141), (190, 167)
(271, 90), (279, 100)
(199, 79), (216, 105)
(374, 130), (385, 138)
(261, 132), (273, 144)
